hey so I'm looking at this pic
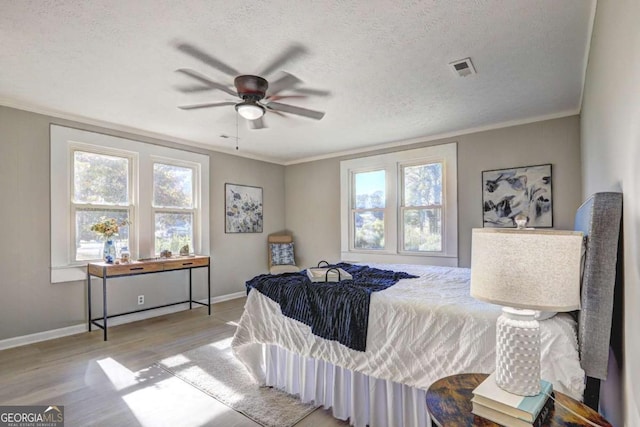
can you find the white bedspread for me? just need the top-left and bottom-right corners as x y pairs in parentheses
(231, 264), (585, 399)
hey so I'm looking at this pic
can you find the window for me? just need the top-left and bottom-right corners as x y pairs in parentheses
(72, 149), (134, 261)
(51, 125), (210, 283)
(340, 143), (457, 266)
(401, 162), (442, 252)
(153, 162), (196, 254)
(352, 170), (385, 250)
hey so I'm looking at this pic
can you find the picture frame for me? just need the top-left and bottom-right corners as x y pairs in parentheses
(225, 183), (263, 233)
(482, 164), (553, 228)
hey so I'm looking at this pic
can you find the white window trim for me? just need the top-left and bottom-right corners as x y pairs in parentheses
(151, 157), (200, 255)
(340, 142), (458, 266)
(69, 143), (137, 264)
(398, 160), (444, 255)
(349, 167), (390, 253)
(51, 125), (210, 283)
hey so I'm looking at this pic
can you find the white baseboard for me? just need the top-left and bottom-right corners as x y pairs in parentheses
(0, 324), (87, 351)
(0, 292), (246, 351)
(209, 291), (246, 304)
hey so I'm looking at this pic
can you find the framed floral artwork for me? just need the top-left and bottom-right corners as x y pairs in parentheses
(225, 183), (263, 233)
(482, 164), (553, 228)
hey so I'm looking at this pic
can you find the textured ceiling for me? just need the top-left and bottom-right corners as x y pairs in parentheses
(0, 0), (595, 164)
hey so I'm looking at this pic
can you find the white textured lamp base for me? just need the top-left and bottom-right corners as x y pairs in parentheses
(495, 307), (541, 396)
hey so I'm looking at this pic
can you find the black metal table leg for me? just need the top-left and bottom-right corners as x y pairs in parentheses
(102, 269), (107, 341)
(87, 270), (92, 332)
(189, 268), (193, 310)
(208, 264), (211, 315)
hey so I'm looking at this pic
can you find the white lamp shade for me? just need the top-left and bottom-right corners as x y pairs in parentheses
(470, 228), (583, 312)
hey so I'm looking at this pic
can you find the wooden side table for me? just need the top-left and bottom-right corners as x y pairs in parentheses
(426, 373), (611, 427)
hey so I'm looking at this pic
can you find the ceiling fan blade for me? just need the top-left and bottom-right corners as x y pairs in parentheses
(291, 87), (331, 97)
(176, 84), (219, 93)
(176, 43), (240, 77)
(175, 69), (238, 97)
(259, 44), (307, 76)
(267, 72), (303, 96)
(178, 101), (237, 110)
(268, 109), (287, 118)
(266, 102), (325, 120)
(248, 116), (267, 130)
(264, 94), (307, 103)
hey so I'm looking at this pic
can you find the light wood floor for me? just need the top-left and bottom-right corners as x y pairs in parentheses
(0, 298), (349, 427)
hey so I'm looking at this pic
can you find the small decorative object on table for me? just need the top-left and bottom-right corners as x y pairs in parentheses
(179, 244), (190, 256)
(120, 246), (130, 263)
(160, 249), (172, 258)
(103, 239), (116, 264)
(514, 213), (528, 229)
(90, 217), (130, 264)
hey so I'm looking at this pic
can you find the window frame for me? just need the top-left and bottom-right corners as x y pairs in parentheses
(151, 157), (200, 256)
(350, 168), (387, 251)
(340, 143), (458, 266)
(51, 125), (210, 283)
(69, 144), (137, 264)
(399, 160), (444, 255)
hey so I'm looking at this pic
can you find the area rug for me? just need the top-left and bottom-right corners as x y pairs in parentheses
(157, 337), (317, 427)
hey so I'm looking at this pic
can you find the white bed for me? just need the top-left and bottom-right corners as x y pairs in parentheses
(231, 192), (623, 427)
(232, 264), (584, 427)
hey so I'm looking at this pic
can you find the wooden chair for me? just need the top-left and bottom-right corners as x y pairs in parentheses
(268, 234), (300, 274)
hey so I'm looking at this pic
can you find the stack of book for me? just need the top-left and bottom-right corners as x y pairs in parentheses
(471, 373), (554, 427)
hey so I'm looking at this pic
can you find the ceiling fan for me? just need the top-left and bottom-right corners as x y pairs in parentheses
(175, 43), (327, 129)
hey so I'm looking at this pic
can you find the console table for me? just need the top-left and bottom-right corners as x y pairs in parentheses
(87, 256), (211, 341)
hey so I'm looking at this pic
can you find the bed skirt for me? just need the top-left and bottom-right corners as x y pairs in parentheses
(264, 345), (430, 427)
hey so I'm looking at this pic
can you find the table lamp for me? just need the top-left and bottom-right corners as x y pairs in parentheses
(470, 228), (583, 396)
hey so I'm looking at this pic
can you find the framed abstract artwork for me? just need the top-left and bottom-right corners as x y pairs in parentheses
(482, 164), (553, 228)
(225, 183), (263, 233)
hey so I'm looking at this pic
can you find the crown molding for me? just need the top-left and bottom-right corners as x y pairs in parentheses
(0, 99), (285, 165)
(1, 99), (579, 167)
(284, 109), (580, 165)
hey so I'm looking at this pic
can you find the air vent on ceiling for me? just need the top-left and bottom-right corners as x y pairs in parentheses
(449, 58), (476, 77)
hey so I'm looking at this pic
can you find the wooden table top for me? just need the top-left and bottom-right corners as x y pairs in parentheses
(88, 255), (209, 277)
(426, 373), (611, 427)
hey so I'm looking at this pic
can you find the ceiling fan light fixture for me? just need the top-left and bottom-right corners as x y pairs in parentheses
(235, 102), (265, 120)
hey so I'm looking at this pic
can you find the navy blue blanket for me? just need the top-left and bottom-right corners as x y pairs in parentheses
(246, 263), (417, 351)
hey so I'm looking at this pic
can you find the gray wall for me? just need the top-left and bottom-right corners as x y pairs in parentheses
(285, 115), (582, 269)
(0, 105), (285, 341)
(581, 1), (640, 425)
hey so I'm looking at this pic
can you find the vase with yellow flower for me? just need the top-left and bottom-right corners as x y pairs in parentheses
(91, 217), (130, 263)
